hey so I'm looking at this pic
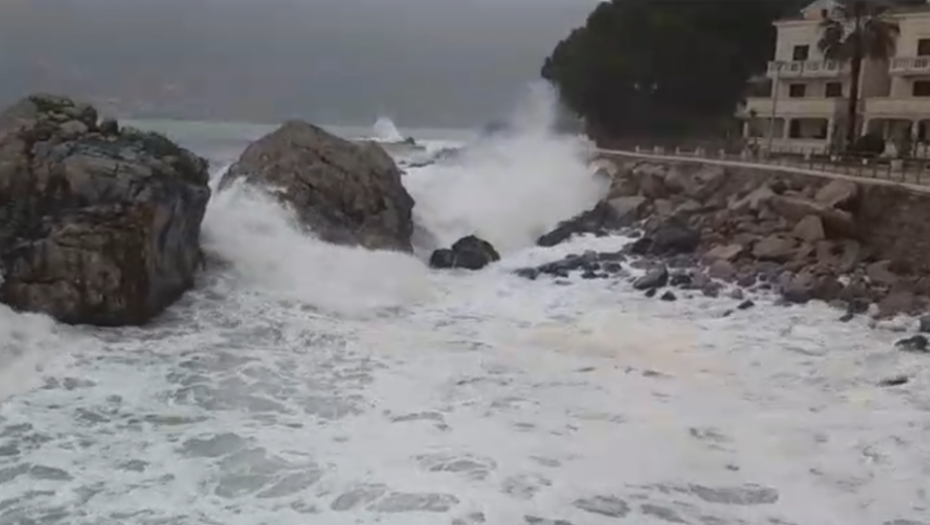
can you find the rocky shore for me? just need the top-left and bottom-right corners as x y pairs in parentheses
(0, 94), (211, 326)
(519, 157), (930, 330)
(0, 94), (413, 326)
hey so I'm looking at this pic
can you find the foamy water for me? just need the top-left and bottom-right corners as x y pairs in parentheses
(0, 84), (928, 525)
(372, 116), (406, 143)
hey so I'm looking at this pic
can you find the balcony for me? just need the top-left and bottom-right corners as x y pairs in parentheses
(864, 97), (930, 116)
(767, 59), (849, 79)
(889, 56), (930, 76)
(741, 96), (847, 116)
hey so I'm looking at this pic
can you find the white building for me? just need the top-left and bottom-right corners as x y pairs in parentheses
(740, 0), (930, 154)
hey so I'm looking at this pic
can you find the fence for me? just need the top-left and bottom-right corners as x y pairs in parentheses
(595, 140), (930, 187)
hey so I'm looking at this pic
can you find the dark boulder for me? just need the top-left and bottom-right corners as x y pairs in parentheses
(627, 219), (700, 257)
(537, 197), (647, 247)
(650, 221), (701, 256)
(429, 249), (456, 269)
(537, 201), (616, 247)
(0, 94), (211, 326)
(220, 120), (414, 252)
(895, 335), (928, 353)
(429, 235), (500, 270)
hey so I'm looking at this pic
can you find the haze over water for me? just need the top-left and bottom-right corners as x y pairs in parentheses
(0, 0), (600, 127)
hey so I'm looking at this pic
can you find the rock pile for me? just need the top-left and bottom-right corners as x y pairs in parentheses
(514, 249), (628, 281)
(0, 94), (211, 326)
(527, 159), (930, 319)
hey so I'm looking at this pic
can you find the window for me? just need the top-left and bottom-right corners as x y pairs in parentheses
(914, 80), (930, 97)
(919, 38), (930, 56)
(820, 8), (829, 19)
(825, 82), (843, 98)
(792, 45), (810, 61)
(789, 84), (807, 98)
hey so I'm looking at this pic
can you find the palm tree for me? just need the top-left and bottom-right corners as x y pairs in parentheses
(818, 0), (899, 150)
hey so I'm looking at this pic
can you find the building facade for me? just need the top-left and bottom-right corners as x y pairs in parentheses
(740, 0), (930, 155)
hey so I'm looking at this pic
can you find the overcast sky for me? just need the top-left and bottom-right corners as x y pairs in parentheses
(0, 0), (597, 128)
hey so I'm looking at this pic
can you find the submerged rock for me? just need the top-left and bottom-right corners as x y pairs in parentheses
(895, 335), (928, 353)
(220, 120), (414, 252)
(429, 235), (500, 270)
(0, 94), (211, 326)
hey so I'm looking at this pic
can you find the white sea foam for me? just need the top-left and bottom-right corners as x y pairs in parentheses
(372, 116), (406, 143)
(403, 82), (608, 253)
(202, 179), (431, 316)
(0, 84), (927, 525)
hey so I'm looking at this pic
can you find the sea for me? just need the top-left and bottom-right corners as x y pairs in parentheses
(0, 85), (928, 525)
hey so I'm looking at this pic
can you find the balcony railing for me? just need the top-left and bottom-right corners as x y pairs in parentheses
(889, 56), (930, 75)
(742, 96), (848, 116)
(767, 59), (849, 78)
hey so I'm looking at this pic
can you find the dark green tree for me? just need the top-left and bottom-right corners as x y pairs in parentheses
(541, 0), (809, 139)
(818, 0), (900, 148)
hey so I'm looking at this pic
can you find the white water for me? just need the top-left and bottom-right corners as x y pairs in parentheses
(0, 84), (929, 525)
(403, 83), (607, 253)
(372, 116), (406, 143)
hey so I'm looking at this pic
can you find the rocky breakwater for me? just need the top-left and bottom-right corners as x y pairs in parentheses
(220, 120), (415, 252)
(0, 94), (211, 326)
(524, 158), (930, 322)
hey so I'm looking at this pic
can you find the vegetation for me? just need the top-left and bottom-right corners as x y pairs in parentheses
(541, 0), (922, 143)
(541, 0), (809, 140)
(818, 0), (900, 148)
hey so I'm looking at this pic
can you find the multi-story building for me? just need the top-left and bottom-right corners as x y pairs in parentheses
(740, 0), (930, 155)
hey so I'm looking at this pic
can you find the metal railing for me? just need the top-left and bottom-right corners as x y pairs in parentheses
(889, 56), (930, 75)
(767, 59), (848, 77)
(594, 140), (930, 187)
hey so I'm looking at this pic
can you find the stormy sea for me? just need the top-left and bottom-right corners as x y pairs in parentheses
(0, 86), (928, 525)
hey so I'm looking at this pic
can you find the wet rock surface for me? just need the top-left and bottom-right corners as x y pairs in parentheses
(0, 94), (211, 326)
(536, 197), (647, 247)
(579, 158), (930, 320)
(429, 235), (500, 270)
(514, 250), (626, 281)
(220, 120), (415, 252)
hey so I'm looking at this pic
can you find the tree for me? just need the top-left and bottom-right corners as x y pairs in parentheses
(541, 0), (808, 140)
(818, 0), (900, 149)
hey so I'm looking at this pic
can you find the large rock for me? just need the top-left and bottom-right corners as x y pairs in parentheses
(631, 219), (701, 257)
(768, 194), (855, 237)
(429, 235), (500, 270)
(791, 215), (826, 243)
(752, 234), (796, 262)
(815, 179), (859, 209)
(220, 120), (414, 252)
(0, 94), (211, 326)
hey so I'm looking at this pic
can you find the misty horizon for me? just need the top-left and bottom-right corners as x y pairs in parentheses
(0, 0), (598, 128)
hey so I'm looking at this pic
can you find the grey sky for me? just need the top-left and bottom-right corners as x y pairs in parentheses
(0, 0), (596, 128)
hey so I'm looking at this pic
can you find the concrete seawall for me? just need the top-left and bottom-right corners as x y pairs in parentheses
(591, 149), (930, 276)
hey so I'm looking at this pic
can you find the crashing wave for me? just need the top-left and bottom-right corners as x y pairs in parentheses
(372, 116), (407, 143)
